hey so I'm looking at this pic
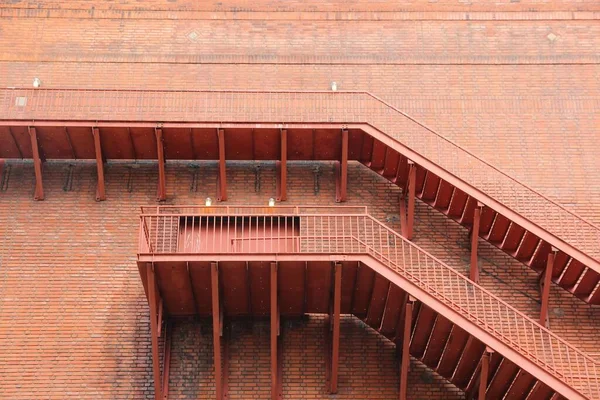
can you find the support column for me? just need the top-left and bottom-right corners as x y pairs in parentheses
(277, 129), (287, 201)
(92, 127), (106, 201)
(400, 161), (416, 240)
(470, 203), (483, 282)
(162, 321), (172, 400)
(270, 262), (280, 400)
(399, 297), (414, 400)
(478, 348), (491, 399)
(330, 262), (342, 393)
(217, 129), (227, 201)
(29, 126), (44, 200)
(540, 251), (556, 327)
(211, 262), (222, 400)
(147, 264), (163, 400)
(155, 128), (166, 201)
(336, 129), (348, 202)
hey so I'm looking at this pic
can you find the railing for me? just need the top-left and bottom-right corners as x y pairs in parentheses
(3, 88), (599, 261)
(138, 209), (599, 399)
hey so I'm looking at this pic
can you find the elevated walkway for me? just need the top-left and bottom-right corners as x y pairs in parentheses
(137, 206), (599, 400)
(2, 89), (599, 305)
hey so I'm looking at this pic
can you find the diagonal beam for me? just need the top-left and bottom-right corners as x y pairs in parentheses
(336, 129), (348, 202)
(330, 262), (342, 393)
(270, 262), (279, 400)
(217, 129), (227, 201)
(540, 250), (556, 327)
(155, 128), (166, 201)
(211, 262), (222, 400)
(28, 126), (44, 200)
(277, 129), (287, 201)
(92, 127), (106, 201)
(399, 297), (414, 400)
(146, 263), (163, 400)
(470, 203), (483, 282)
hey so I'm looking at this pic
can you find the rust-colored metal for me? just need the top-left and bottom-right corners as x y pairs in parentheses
(91, 127), (106, 201)
(223, 324), (230, 400)
(470, 203), (483, 282)
(28, 126), (44, 200)
(155, 128), (166, 201)
(540, 251), (556, 328)
(399, 298), (414, 400)
(401, 161), (416, 240)
(211, 262), (222, 400)
(270, 262), (278, 400)
(147, 264), (163, 400)
(336, 129), (348, 202)
(479, 349), (491, 399)
(330, 262), (342, 394)
(277, 129), (287, 201)
(217, 129), (227, 201)
(162, 321), (172, 400)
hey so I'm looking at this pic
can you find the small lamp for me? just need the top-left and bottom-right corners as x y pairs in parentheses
(268, 198), (276, 207)
(205, 197), (212, 206)
(330, 81), (337, 91)
(33, 78), (41, 88)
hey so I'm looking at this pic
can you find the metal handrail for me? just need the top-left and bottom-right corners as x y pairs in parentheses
(138, 211), (599, 398)
(139, 205), (369, 215)
(2, 88), (599, 261)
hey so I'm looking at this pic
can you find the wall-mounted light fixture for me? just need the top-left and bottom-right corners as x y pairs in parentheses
(33, 78), (41, 88)
(330, 81), (337, 91)
(205, 197), (212, 206)
(268, 197), (276, 207)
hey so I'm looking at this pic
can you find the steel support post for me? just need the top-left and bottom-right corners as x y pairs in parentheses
(147, 264), (163, 400)
(330, 263), (342, 393)
(92, 127), (106, 201)
(155, 128), (166, 201)
(211, 262), (223, 400)
(217, 129), (227, 201)
(28, 126), (44, 200)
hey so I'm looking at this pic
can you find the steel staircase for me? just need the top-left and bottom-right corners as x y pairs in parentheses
(138, 207), (600, 400)
(3, 88), (599, 304)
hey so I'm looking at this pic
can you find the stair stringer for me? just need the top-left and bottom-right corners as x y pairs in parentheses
(353, 254), (587, 400)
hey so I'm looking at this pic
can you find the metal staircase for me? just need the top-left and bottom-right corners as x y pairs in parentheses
(138, 206), (600, 400)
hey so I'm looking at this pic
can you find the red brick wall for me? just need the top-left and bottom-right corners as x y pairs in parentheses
(0, 160), (598, 399)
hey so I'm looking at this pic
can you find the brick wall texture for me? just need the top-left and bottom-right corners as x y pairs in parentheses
(1, 0), (599, 399)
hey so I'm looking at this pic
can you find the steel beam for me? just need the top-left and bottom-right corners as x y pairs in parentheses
(277, 129), (287, 201)
(540, 251), (556, 327)
(400, 161), (416, 240)
(28, 126), (44, 200)
(162, 321), (172, 400)
(331, 262), (342, 393)
(217, 129), (227, 201)
(147, 264), (163, 400)
(92, 127), (106, 201)
(399, 297), (414, 400)
(336, 129), (348, 202)
(270, 262), (279, 400)
(470, 203), (483, 282)
(155, 128), (166, 201)
(211, 262), (222, 400)
(478, 348), (491, 399)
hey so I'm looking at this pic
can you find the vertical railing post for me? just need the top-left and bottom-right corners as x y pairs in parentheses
(277, 129), (287, 201)
(399, 297), (414, 400)
(270, 262), (280, 400)
(478, 348), (492, 399)
(217, 129), (227, 201)
(92, 127), (106, 201)
(400, 161), (416, 240)
(28, 126), (44, 200)
(336, 129), (348, 202)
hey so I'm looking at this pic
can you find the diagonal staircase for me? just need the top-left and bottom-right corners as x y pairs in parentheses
(139, 207), (600, 400)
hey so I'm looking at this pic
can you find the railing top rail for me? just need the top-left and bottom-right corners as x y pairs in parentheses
(2, 87), (597, 236)
(139, 205), (369, 216)
(138, 211), (599, 368)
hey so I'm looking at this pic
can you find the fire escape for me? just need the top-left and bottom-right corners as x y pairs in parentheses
(1, 88), (599, 399)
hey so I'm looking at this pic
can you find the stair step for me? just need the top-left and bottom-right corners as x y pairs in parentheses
(486, 359), (520, 399)
(409, 304), (437, 359)
(451, 337), (486, 390)
(504, 371), (537, 400)
(421, 315), (453, 367)
(436, 325), (469, 377)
